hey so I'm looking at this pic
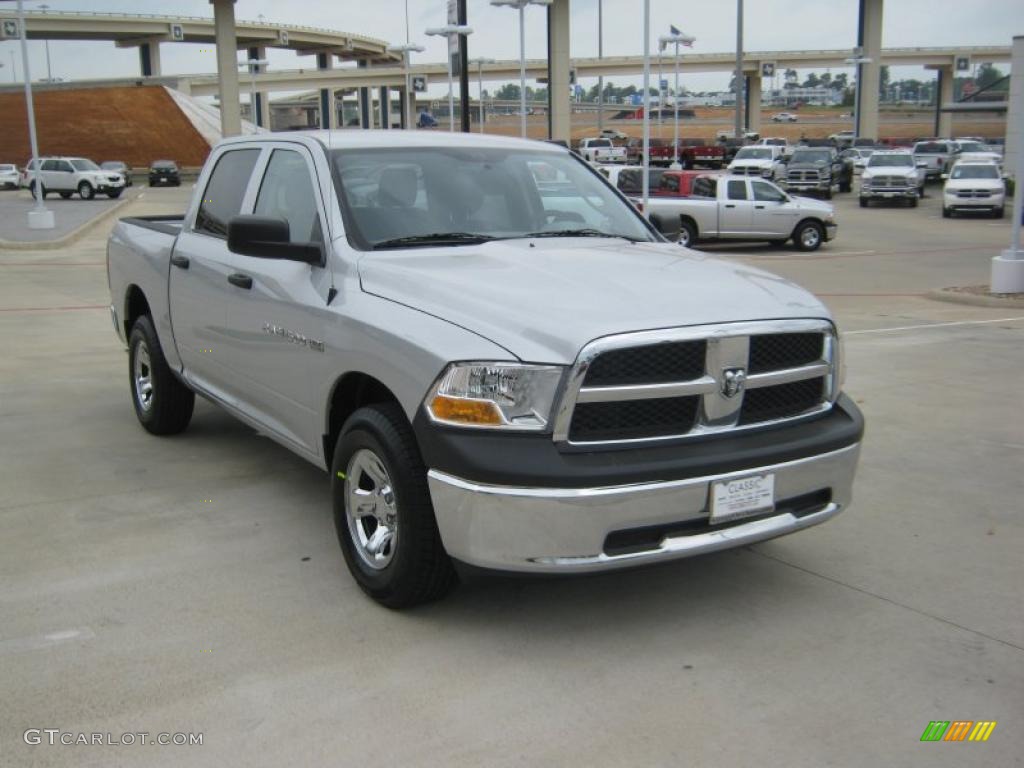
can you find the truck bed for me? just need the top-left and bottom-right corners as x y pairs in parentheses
(120, 214), (186, 236)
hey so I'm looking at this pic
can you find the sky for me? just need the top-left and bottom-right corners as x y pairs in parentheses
(0, 0), (1020, 96)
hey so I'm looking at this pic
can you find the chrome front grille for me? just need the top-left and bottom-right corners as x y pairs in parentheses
(867, 175), (913, 189)
(787, 170), (822, 183)
(553, 320), (837, 447)
(955, 189), (992, 198)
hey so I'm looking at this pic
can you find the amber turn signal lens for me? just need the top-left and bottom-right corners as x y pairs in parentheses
(430, 395), (504, 425)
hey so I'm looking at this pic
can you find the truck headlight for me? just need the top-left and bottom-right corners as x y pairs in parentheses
(425, 363), (564, 431)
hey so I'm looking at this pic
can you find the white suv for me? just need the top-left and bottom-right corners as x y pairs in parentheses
(26, 157), (126, 200)
(942, 161), (1005, 219)
(0, 163), (18, 189)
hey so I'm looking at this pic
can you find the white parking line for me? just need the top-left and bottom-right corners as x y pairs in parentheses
(846, 317), (1024, 335)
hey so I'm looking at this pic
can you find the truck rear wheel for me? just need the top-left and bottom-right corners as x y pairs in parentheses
(332, 403), (457, 608)
(678, 218), (698, 248)
(793, 220), (824, 251)
(859, 197), (868, 208)
(128, 315), (194, 435)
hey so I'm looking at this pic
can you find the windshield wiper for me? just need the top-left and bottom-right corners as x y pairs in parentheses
(518, 228), (642, 242)
(372, 232), (495, 249)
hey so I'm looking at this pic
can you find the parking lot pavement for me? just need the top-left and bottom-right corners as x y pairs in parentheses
(0, 187), (138, 244)
(1, 185), (1022, 767)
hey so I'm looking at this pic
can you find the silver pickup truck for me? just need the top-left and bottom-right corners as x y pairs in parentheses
(643, 173), (837, 250)
(107, 131), (863, 607)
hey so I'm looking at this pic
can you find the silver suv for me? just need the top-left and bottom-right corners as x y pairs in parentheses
(26, 157), (126, 200)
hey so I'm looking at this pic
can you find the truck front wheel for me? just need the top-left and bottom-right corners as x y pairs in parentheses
(128, 315), (194, 435)
(793, 220), (824, 251)
(332, 404), (457, 608)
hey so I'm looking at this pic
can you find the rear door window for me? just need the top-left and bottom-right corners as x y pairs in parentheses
(727, 179), (748, 201)
(195, 149), (261, 238)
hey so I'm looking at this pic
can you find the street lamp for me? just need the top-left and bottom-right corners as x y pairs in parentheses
(845, 50), (872, 139)
(425, 24), (473, 132)
(387, 43), (425, 131)
(15, 0), (53, 229)
(470, 57), (496, 133)
(659, 29), (696, 168)
(238, 58), (268, 131)
(38, 3), (52, 83)
(490, 0), (551, 139)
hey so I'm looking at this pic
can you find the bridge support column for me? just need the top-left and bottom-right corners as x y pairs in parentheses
(210, 0), (242, 138)
(139, 41), (162, 77)
(317, 53), (337, 129)
(547, 0), (571, 142)
(358, 60), (371, 129)
(379, 86), (391, 129)
(247, 46), (270, 129)
(934, 65), (953, 137)
(746, 74), (761, 135)
(855, 0), (883, 141)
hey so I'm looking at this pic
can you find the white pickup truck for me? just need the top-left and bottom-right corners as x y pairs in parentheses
(644, 173), (837, 250)
(578, 137), (627, 164)
(106, 131), (862, 607)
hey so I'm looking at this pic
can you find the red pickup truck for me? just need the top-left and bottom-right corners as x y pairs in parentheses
(651, 169), (725, 197)
(625, 138), (676, 166)
(677, 139), (725, 169)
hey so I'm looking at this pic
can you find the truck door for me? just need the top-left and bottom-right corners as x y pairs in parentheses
(215, 145), (332, 457)
(168, 146), (262, 405)
(749, 179), (801, 236)
(720, 178), (754, 235)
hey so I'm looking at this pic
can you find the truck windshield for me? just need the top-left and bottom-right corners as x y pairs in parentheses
(951, 165), (999, 180)
(735, 148), (772, 160)
(332, 147), (657, 249)
(790, 151), (831, 164)
(867, 154), (913, 168)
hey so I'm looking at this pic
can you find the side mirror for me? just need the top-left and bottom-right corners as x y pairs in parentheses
(648, 211), (680, 242)
(227, 216), (323, 265)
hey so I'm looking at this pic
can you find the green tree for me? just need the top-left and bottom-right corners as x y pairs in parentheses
(494, 83), (521, 100)
(831, 73), (848, 91)
(976, 63), (1007, 91)
(803, 72), (821, 88)
(878, 65), (890, 98)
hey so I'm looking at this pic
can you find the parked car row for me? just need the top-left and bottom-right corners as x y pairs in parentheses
(5, 157), (183, 199)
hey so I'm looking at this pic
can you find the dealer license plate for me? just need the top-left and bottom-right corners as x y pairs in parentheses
(710, 474), (775, 524)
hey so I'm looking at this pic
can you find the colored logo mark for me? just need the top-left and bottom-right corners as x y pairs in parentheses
(920, 721), (997, 742)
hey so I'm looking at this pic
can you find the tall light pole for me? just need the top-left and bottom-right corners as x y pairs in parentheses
(9, 51), (15, 82)
(16, 0), (53, 229)
(846, 50), (871, 139)
(659, 30), (696, 168)
(734, 0), (744, 138)
(239, 58), (268, 130)
(388, 43), (426, 130)
(471, 57), (496, 133)
(426, 24), (473, 132)
(641, 0), (651, 212)
(597, 0), (604, 134)
(491, 0), (551, 139)
(38, 3), (52, 83)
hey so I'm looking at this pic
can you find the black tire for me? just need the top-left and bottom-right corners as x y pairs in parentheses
(127, 315), (194, 435)
(332, 403), (457, 608)
(78, 181), (95, 200)
(859, 197), (868, 208)
(793, 220), (824, 252)
(993, 206), (1004, 219)
(823, 188), (833, 200)
(678, 218), (698, 248)
(909, 196), (918, 208)
(107, 190), (123, 199)
(839, 179), (852, 193)
(59, 192), (73, 199)
(942, 206), (951, 218)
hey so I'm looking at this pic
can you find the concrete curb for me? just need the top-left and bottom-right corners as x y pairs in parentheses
(927, 287), (1024, 309)
(0, 195), (133, 252)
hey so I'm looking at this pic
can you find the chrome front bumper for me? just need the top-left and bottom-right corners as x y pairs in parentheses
(427, 443), (860, 573)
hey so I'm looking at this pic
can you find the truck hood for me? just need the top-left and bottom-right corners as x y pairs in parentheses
(862, 167), (917, 180)
(944, 178), (1004, 191)
(730, 158), (776, 169)
(786, 161), (829, 171)
(358, 239), (829, 364)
